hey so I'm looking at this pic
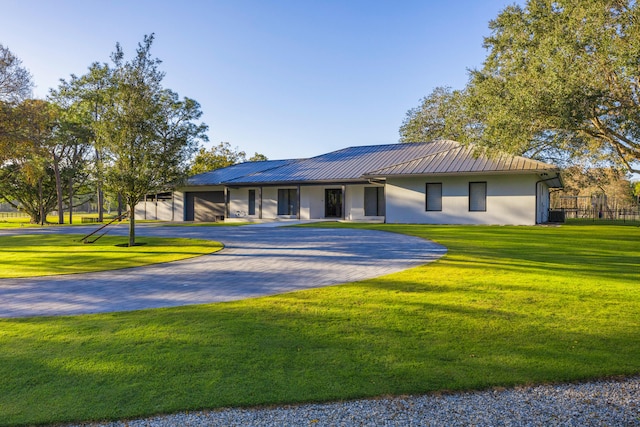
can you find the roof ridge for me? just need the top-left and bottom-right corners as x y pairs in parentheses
(327, 139), (453, 154)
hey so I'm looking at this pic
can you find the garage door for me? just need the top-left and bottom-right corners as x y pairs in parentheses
(185, 191), (225, 221)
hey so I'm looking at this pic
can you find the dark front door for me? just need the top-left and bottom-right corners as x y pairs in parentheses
(325, 189), (342, 218)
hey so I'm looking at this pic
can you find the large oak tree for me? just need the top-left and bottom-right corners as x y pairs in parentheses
(402, 0), (640, 172)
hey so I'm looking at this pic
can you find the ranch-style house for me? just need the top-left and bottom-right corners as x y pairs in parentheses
(135, 140), (563, 225)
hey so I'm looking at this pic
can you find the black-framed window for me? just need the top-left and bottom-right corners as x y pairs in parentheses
(364, 187), (385, 216)
(469, 182), (487, 212)
(248, 189), (256, 215)
(425, 183), (442, 211)
(277, 188), (297, 215)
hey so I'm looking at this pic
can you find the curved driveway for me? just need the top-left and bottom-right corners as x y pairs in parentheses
(0, 224), (446, 318)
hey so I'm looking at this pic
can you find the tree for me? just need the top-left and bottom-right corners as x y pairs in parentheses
(399, 86), (473, 143)
(97, 34), (206, 246)
(190, 142), (267, 175)
(248, 152), (268, 162)
(0, 100), (57, 224)
(0, 44), (32, 103)
(0, 45), (33, 163)
(48, 102), (93, 224)
(465, 0), (640, 172)
(53, 62), (113, 222)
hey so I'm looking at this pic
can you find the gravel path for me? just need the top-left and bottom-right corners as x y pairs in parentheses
(65, 376), (639, 427)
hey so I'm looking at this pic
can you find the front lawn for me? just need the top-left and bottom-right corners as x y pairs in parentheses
(0, 224), (638, 426)
(0, 234), (223, 278)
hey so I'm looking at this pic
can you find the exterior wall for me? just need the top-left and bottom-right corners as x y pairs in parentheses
(345, 184), (385, 221)
(228, 188), (257, 219)
(385, 174), (540, 225)
(262, 187), (284, 218)
(301, 186), (324, 219)
(226, 184), (386, 221)
(134, 192), (184, 221)
(142, 174), (547, 225)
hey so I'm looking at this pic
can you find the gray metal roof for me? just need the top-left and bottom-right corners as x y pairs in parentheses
(225, 141), (464, 184)
(364, 142), (559, 177)
(186, 160), (295, 186)
(187, 141), (561, 187)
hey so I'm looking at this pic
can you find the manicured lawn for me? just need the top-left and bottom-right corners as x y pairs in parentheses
(0, 224), (638, 426)
(0, 234), (223, 278)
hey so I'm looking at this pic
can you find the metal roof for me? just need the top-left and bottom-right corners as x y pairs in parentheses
(364, 143), (559, 177)
(187, 141), (561, 187)
(186, 159), (295, 186)
(225, 141), (464, 184)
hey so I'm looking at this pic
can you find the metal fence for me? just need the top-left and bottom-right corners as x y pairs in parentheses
(550, 207), (640, 223)
(0, 212), (29, 219)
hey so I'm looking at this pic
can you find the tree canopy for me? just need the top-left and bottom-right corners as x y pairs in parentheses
(96, 34), (207, 245)
(0, 44), (32, 103)
(190, 142), (268, 175)
(401, 0), (640, 172)
(399, 86), (471, 144)
(0, 45), (33, 163)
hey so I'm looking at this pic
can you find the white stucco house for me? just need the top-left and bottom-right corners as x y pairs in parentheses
(136, 140), (563, 225)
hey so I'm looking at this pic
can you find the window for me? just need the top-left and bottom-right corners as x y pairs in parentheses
(425, 183), (442, 211)
(469, 182), (487, 211)
(277, 189), (297, 215)
(248, 190), (256, 215)
(364, 187), (385, 216)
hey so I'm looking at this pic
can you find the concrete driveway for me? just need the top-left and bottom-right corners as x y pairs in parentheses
(0, 224), (446, 318)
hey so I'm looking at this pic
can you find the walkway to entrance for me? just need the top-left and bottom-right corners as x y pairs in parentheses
(0, 224), (446, 318)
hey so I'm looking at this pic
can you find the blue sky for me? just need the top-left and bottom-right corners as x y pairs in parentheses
(3, 0), (519, 160)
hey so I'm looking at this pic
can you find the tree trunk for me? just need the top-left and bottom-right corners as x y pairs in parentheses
(128, 203), (136, 247)
(38, 179), (44, 226)
(68, 177), (74, 225)
(52, 155), (64, 224)
(95, 147), (104, 222)
(97, 188), (104, 222)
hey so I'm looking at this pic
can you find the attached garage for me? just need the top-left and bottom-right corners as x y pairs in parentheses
(185, 191), (225, 221)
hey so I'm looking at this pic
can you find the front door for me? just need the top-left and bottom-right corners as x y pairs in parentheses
(325, 189), (342, 218)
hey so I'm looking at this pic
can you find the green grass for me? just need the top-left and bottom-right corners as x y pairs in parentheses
(0, 235), (223, 278)
(0, 224), (638, 426)
(0, 213), (120, 228)
(0, 216), (253, 228)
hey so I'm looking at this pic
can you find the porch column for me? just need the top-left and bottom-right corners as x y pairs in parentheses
(258, 187), (263, 219)
(341, 185), (346, 220)
(224, 187), (229, 220)
(296, 184), (301, 219)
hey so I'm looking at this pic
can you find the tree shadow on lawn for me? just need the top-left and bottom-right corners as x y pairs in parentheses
(1, 286), (637, 426)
